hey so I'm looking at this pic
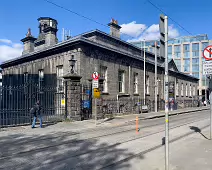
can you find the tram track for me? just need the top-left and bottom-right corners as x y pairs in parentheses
(0, 110), (207, 148)
(0, 115), (209, 170)
(99, 123), (210, 170)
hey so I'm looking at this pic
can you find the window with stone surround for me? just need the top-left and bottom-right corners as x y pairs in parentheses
(176, 82), (179, 96)
(24, 72), (28, 84)
(189, 84), (192, 96)
(38, 70), (44, 92)
(156, 77), (159, 95)
(133, 73), (138, 94)
(56, 66), (63, 92)
(101, 66), (108, 93)
(193, 85), (196, 96)
(181, 83), (183, 96)
(186, 83), (188, 96)
(146, 76), (150, 94)
(118, 70), (125, 93)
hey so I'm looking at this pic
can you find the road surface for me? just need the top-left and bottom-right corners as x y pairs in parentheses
(0, 110), (210, 170)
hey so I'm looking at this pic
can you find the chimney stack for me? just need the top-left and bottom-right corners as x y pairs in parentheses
(108, 18), (122, 38)
(34, 17), (58, 50)
(21, 28), (36, 54)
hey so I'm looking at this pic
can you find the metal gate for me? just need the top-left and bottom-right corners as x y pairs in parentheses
(81, 84), (92, 120)
(0, 82), (64, 127)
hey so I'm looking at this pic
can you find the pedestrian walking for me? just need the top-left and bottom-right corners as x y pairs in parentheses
(30, 100), (43, 128)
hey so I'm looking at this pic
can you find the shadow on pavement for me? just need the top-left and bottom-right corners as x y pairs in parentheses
(189, 126), (210, 140)
(0, 130), (144, 170)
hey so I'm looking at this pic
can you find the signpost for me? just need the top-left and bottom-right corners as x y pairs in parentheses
(203, 61), (212, 75)
(203, 46), (212, 139)
(92, 71), (100, 126)
(92, 80), (99, 89)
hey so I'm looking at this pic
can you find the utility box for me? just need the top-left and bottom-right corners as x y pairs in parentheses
(142, 105), (148, 113)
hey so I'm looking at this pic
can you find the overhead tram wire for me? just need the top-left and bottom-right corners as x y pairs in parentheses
(43, 0), (143, 41)
(146, 0), (206, 44)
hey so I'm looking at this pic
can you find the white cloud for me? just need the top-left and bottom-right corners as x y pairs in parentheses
(0, 39), (23, 63)
(121, 22), (179, 42)
(0, 39), (12, 44)
(120, 21), (147, 38)
(168, 25), (179, 38)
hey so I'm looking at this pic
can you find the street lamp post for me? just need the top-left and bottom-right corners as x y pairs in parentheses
(69, 55), (77, 74)
(143, 39), (146, 105)
(153, 41), (160, 112)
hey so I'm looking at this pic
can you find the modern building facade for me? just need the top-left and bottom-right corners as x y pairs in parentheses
(132, 35), (212, 99)
(0, 17), (199, 125)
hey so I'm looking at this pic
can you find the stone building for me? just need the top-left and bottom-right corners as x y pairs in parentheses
(0, 17), (199, 122)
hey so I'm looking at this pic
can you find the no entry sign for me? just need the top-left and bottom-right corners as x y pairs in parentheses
(92, 71), (99, 80)
(203, 45), (212, 60)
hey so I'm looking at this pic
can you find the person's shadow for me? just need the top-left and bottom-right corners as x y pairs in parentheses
(189, 126), (210, 140)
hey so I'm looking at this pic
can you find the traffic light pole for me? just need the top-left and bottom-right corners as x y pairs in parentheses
(164, 15), (169, 170)
(209, 77), (212, 139)
(160, 14), (169, 170)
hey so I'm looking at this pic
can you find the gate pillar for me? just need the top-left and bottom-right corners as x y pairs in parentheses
(63, 73), (82, 121)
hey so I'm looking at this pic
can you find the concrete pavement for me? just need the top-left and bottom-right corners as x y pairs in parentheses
(116, 125), (212, 170)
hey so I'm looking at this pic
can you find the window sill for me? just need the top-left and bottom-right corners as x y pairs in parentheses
(56, 91), (64, 94)
(146, 94), (150, 96)
(181, 96), (184, 97)
(176, 95), (179, 97)
(118, 93), (130, 97)
(102, 92), (109, 95)
(133, 93), (139, 96)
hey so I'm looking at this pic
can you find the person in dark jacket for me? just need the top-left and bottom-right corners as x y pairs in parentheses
(31, 100), (43, 128)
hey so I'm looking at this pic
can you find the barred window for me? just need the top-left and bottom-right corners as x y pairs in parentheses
(189, 84), (192, 96)
(181, 83), (183, 96)
(118, 70), (125, 93)
(176, 82), (179, 96)
(24, 72), (28, 84)
(146, 76), (150, 94)
(193, 85), (196, 96)
(101, 66), (108, 92)
(38, 70), (44, 91)
(56, 66), (63, 92)
(133, 73), (138, 94)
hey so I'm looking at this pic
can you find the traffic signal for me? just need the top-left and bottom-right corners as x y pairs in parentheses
(159, 14), (167, 58)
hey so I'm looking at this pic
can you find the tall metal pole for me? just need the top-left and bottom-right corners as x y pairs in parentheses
(164, 16), (169, 170)
(155, 41), (158, 112)
(143, 40), (146, 105)
(209, 77), (212, 139)
(205, 77), (207, 106)
(95, 97), (97, 126)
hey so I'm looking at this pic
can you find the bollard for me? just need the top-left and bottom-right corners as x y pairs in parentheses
(136, 116), (139, 134)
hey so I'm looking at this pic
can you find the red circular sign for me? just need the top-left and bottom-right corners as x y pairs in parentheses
(203, 45), (212, 60)
(92, 71), (99, 80)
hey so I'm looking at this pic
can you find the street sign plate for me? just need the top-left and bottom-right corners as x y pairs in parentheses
(92, 80), (99, 88)
(203, 61), (212, 75)
(203, 45), (212, 60)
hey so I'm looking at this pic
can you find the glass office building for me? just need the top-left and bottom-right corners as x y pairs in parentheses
(131, 34), (212, 97)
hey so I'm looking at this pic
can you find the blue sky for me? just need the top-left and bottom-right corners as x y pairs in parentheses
(0, 0), (212, 62)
